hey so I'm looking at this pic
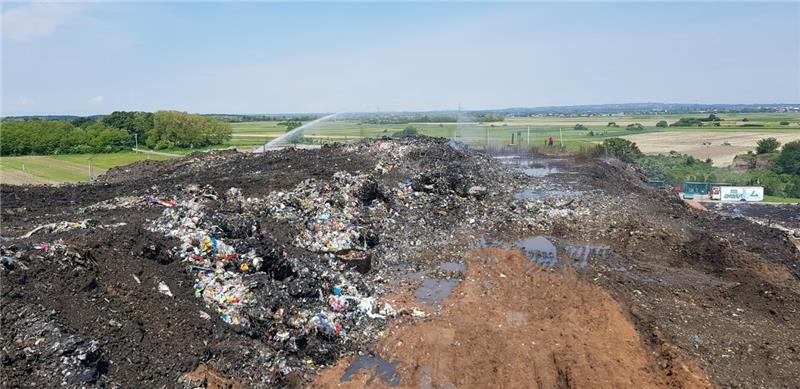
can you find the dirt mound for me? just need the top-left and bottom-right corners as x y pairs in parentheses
(314, 248), (710, 389)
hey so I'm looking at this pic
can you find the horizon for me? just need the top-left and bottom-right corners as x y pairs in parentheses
(2, 1), (799, 116)
(3, 101), (800, 119)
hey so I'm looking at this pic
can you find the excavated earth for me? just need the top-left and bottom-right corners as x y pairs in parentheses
(2, 137), (799, 389)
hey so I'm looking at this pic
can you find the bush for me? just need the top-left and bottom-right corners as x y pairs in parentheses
(601, 138), (641, 162)
(779, 121), (790, 125)
(392, 125), (419, 138)
(575, 124), (589, 131)
(756, 138), (781, 154)
(655, 120), (668, 128)
(607, 122), (618, 127)
(279, 121), (303, 132)
(670, 118), (704, 127)
(775, 140), (800, 176)
(626, 123), (644, 131)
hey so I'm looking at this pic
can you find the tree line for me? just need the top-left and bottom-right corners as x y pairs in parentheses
(0, 111), (231, 156)
(602, 137), (800, 198)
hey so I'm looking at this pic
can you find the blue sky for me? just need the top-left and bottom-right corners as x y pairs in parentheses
(2, 1), (798, 115)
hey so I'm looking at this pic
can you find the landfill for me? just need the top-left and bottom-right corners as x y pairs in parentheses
(2, 137), (799, 388)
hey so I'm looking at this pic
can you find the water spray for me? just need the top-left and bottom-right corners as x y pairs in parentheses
(254, 112), (341, 153)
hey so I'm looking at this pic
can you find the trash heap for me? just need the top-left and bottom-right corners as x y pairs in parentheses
(148, 188), (260, 325)
(266, 172), (366, 253)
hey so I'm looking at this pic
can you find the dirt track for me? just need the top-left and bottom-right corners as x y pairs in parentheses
(2, 138), (799, 388)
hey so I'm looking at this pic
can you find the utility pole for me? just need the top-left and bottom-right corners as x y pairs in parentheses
(21, 164), (27, 185)
(134, 134), (138, 151)
(485, 127), (489, 150)
(527, 127), (530, 147)
(88, 157), (94, 180)
(559, 128), (564, 148)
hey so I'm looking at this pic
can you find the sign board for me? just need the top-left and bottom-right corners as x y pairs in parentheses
(720, 186), (764, 202)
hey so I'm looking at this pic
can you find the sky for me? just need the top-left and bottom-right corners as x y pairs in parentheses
(2, 1), (799, 116)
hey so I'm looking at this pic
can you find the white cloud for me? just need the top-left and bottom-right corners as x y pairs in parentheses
(2, 2), (80, 41)
(88, 95), (104, 104)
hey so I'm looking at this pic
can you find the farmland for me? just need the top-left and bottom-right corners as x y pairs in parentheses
(1, 112), (799, 185)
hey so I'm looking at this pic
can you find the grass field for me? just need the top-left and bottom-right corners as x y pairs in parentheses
(0, 152), (171, 185)
(764, 195), (800, 204)
(2, 112), (799, 185)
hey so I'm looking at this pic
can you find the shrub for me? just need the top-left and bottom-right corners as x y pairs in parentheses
(775, 140), (800, 176)
(601, 138), (642, 162)
(655, 120), (668, 128)
(392, 125), (419, 138)
(756, 138), (781, 154)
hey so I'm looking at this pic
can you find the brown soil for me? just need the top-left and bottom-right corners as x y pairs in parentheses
(314, 248), (710, 389)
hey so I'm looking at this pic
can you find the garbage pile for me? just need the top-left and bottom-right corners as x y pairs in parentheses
(265, 172), (367, 253)
(3, 137), (561, 388)
(147, 187), (260, 325)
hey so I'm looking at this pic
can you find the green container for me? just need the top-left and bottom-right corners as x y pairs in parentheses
(681, 182), (711, 199)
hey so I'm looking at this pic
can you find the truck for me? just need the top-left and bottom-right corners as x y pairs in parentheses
(719, 186), (764, 202)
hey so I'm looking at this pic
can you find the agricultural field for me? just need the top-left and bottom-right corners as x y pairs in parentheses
(0, 152), (171, 185)
(2, 112), (798, 184)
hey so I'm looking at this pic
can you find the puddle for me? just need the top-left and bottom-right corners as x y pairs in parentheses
(522, 166), (559, 177)
(514, 189), (585, 200)
(474, 237), (611, 269)
(493, 155), (560, 177)
(565, 244), (611, 268)
(438, 262), (466, 272)
(516, 236), (558, 266)
(415, 278), (461, 305)
(341, 354), (400, 387)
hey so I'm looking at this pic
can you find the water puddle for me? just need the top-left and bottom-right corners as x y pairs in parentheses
(523, 166), (559, 177)
(341, 354), (400, 387)
(516, 236), (558, 267)
(493, 155), (560, 177)
(565, 244), (611, 268)
(514, 189), (585, 200)
(415, 278), (461, 305)
(438, 262), (466, 272)
(472, 237), (612, 269)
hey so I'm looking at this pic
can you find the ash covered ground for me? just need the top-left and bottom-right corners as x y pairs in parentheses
(2, 137), (799, 388)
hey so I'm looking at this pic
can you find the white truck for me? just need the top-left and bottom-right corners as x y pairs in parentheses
(716, 186), (764, 202)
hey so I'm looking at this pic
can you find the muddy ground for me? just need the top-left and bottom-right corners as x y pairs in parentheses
(2, 137), (799, 388)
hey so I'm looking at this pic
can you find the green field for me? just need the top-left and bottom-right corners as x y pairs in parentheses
(0, 152), (171, 185)
(764, 195), (800, 204)
(2, 112), (799, 185)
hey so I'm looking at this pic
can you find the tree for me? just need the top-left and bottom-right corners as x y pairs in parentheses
(102, 111), (154, 142)
(756, 137), (781, 154)
(775, 140), (800, 176)
(392, 125), (419, 138)
(280, 121), (303, 132)
(72, 117), (95, 128)
(147, 111), (231, 149)
(655, 120), (668, 128)
(602, 138), (642, 163)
